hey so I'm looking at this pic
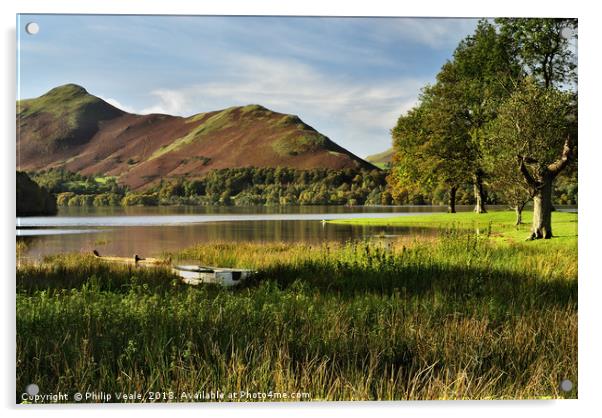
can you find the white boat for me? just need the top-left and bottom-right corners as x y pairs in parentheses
(172, 265), (254, 287)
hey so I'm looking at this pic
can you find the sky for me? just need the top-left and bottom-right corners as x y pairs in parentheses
(17, 15), (478, 158)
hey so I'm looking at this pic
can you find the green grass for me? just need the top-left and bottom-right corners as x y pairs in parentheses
(370, 162), (389, 169)
(272, 132), (329, 157)
(94, 176), (115, 184)
(18, 84), (95, 121)
(365, 148), (394, 165)
(329, 210), (577, 246)
(148, 108), (242, 160)
(18, 84), (119, 133)
(16, 219), (577, 402)
(17, 84), (123, 147)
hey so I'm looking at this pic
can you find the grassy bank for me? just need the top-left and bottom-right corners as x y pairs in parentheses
(16, 214), (577, 401)
(329, 210), (578, 245)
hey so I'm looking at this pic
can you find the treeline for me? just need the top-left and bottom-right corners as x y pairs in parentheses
(393, 170), (577, 207)
(149, 167), (390, 206)
(16, 171), (57, 216)
(27, 167), (392, 207)
(27, 165), (576, 209)
(29, 169), (127, 207)
(388, 18), (578, 238)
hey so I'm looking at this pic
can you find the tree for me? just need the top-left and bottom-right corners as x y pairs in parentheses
(486, 78), (576, 239)
(440, 20), (522, 213)
(16, 171), (58, 216)
(389, 86), (473, 213)
(482, 147), (532, 225)
(496, 18), (577, 89)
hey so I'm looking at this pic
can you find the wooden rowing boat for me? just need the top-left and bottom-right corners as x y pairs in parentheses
(92, 250), (170, 266)
(172, 265), (255, 287)
(92, 250), (252, 286)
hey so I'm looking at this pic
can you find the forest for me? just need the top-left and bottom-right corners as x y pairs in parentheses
(28, 167), (391, 207)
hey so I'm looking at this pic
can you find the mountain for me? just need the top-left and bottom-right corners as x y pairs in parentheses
(366, 148), (394, 168)
(17, 84), (376, 189)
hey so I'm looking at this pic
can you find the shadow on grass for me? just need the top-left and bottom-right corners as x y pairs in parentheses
(248, 260), (576, 309)
(17, 244), (576, 311)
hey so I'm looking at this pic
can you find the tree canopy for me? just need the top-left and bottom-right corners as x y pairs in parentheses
(388, 18), (577, 234)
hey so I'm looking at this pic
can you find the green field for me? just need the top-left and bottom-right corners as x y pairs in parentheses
(329, 210), (578, 246)
(16, 211), (577, 401)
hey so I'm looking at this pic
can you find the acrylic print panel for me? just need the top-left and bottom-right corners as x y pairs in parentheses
(16, 14), (578, 403)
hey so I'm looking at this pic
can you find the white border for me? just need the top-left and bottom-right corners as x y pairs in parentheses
(2, 1), (600, 418)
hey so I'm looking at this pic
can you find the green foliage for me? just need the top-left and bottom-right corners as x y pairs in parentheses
(554, 170), (578, 205)
(29, 168), (128, 207)
(389, 20), (519, 204)
(16, 171), (57, 216)
(66, 194), (94, 207)
(272, 132), (329, 156)
(93, 193), (123, 206)
(27, 167), (390, 207)
(495, 18), (578, 88)
(150, 167), (389, 207)
(30, 168), (126, 196)
(388, 19), (577, 211)
(120, 192), (160, 206)
(486, 78), (577, 174)
(388, 87), (473, 205)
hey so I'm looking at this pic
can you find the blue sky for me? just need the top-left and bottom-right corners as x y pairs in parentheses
(17, 15), (478, 157)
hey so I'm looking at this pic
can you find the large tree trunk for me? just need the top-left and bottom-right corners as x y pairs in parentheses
(530, 176), (553, 239)
(517, 137), (573, 240)
(448, 186), (457, 214)
(473, 172), (487, 213)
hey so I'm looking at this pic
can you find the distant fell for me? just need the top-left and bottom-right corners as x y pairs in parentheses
(366, 148), (394, 168)
(18, 84), (124, 149)
(17, 84), (376, 189)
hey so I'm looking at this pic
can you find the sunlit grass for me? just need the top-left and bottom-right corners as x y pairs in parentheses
(329, 210), (577, 245)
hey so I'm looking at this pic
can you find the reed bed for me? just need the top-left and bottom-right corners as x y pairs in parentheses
(16, 227), (577, 401)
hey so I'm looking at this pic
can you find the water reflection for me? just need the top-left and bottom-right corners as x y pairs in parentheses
(18, 220), (434, 261)
(16, 205), (576, 260)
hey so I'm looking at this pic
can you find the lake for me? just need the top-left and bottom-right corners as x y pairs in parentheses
(16, 205), (575, 260)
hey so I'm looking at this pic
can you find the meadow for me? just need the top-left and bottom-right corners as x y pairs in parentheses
(16, 211), (578, 401)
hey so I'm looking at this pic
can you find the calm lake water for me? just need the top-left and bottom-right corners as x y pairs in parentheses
(16, 205), (575, 260)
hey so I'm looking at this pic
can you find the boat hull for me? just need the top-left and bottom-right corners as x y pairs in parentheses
(173, 265), (254, 287)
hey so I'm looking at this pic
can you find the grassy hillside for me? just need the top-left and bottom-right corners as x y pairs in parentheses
(17, 84), (123, 151)
(366, 147), (394, 168)
(17, 84), (376, 189)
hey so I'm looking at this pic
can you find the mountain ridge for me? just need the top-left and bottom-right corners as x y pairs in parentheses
(366, 148), (394, 167)
(17, 84), (377, 189)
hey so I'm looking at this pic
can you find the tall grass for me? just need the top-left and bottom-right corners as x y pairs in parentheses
(16, 229), (577, 401)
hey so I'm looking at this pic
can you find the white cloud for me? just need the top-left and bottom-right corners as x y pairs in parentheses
(139, 90), (191, 115)
(368, 18), (479, 49)
(137, 54), (426, 156)
(99, 96), (136, 114)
